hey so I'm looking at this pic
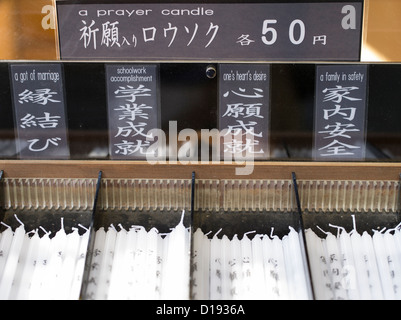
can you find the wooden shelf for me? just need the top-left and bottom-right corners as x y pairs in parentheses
(0, 160), (399, 181)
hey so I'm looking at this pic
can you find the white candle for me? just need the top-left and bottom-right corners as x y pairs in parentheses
(0, 223), (14, 277)
(337, 226), (359, 300)
(132, 226), (147, 299)
(155, 231), (165, 300)
(41, 219), (67, 298)
(160, 210), (190, 300)
(240, 232), (254, 299)
(393, 224), (401, 254)
(56, 227), (81, 299)
(107, 224), (128, 300)
(282, 234), (295, 299)
(184, 226), (191, 294)
(69, 225), (90, 300)
(287, 227), (310, 299)
(95, 225), (117, 300)
(350, 229), (371, 300)
(85, 227), (106, 300)
(13, 229), (40, 300)
(120, 226), (139, 300)
(261, 234), (277, 299)
(393, 226), (401, 298)
(383, 229), (401, 299)
(325, 230), (347, 300)
(361, 231), (384, 300)
(271, 231), (289, 299)
(0, 215), (26, 300)
(220, 234), (231, 300)
(305, 228), (333, 300)
(251, 235), (266, 299)
(28, 228), (51, 300)
(143, 227), (159, 300)
(210, 228), (222, 300)
(230, 234), (242, 300)
(372, 229), (395, 300)
(201, 231), (211, 300)
(191, 228), (204, 300)
(8, 229), (35, 300)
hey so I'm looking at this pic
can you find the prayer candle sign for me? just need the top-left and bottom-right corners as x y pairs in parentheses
(9, 64), (70, 159)
(57, 2), (363, 61)
(313, 64), (368, 160)
(219, 64), (270, 161)
(105, 64), (159, 159)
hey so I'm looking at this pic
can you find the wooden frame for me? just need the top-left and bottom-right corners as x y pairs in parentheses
(0, 160), (399, 181)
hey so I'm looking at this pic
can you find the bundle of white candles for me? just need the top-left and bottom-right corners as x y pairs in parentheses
(191, 226), (311, 300)
(305, 215), (401, 300)
(0, 215), (90, 300)
(85, 210), (191, 300)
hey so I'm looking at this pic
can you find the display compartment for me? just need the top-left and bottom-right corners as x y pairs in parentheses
(0, 174), (99, 300)
(298, 177), (401, 300)
(80, 177), (193, 300)
(0, 161), (400, 300)
(191, 177), (314, 300)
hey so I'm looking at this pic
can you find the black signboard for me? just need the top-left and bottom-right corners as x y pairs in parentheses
(57, 2), (363, 61)
(313, 64), (368, 160)
(106, 64), (160, 159)
(10, 64), (70, 159)
(219, 64), (271, 161)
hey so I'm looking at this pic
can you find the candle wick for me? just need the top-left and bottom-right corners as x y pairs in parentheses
(386, 222), (401, 234)
(270, 227), (279, 239)
(39, 226), (50, 235)
(179, 210), (185, 225)
(214, 228), (223, 238)
(244, 230), (256, 239)
(14, 214), (24, 227)
(78, 224), (89, 232)
(329, 223), (346, 237)
(0, 221), (11, 229)
(316, 225), (330, 237)
(351, 214), (357, 235)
